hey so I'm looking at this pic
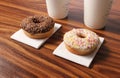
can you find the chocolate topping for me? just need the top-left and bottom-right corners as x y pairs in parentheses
(21, 15), (54, 34)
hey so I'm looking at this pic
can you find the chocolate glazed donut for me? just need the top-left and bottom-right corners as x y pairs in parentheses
(21, 15), (55, 39)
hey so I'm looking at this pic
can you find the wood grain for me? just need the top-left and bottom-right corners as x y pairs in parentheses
(0, 0), (120, 78)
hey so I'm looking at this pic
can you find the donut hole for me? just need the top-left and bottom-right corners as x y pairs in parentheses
(32, 18), (40, 23)
(77, 34), (86, 38)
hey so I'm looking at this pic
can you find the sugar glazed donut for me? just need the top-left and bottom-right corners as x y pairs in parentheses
(21, 15), (55, 39)
(63, 29), (100, 55)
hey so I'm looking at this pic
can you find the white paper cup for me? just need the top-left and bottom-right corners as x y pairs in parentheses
(46, 0), (69, 19)
(84, 0), (113, 29)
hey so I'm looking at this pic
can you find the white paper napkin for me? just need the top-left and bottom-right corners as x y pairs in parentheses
(53, 37), (104, 67)
(11, 23), (62, 49)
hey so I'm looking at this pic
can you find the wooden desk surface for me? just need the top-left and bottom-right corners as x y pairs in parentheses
(0, 0), (120, 78)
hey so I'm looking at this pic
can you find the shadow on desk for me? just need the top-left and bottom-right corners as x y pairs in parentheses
(90, 41), (110, 68)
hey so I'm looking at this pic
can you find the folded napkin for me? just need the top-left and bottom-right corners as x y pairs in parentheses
(11, 23), (62, 49)
(53, 37), (104, 67)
